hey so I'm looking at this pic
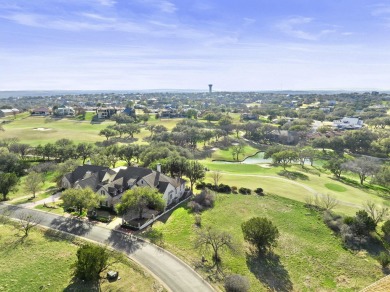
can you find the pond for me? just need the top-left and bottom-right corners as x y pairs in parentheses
(241, 151), (273, 164)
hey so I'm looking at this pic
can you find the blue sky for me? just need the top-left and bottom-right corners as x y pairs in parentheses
(1, 0), (390, 91)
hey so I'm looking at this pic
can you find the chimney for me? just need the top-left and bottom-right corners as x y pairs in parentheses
(84, 171), (92, 179)
(157, 163), (161, 173)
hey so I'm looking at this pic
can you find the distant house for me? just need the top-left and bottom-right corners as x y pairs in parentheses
(31, 107), (51, 116)
(333, 117), (363, 130)
(240, 113), (259, 121)
(269, 130), (301, 145)
(160, 109), (179, 118)
(62, 165), (186, 208)
(122, 107), (136, 117)
(0, 108), (19, 117)
(96, 107), (117, 119)
(54, 106), (75, 116)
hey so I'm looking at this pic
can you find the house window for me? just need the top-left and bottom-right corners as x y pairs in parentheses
(105, 201), (108, 207)
(101, 190), (105, 195)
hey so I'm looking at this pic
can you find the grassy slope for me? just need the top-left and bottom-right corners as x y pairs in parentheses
(201, 162), (389, 216)
(0, 223), (161, 292)
(152, 194), (383, 291)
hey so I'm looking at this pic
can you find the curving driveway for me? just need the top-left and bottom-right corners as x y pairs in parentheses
(0, 203), (214, 292)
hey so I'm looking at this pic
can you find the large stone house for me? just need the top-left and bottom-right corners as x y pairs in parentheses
(62, 165), (186, 209)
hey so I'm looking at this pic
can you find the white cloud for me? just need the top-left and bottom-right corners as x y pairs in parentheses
(80, 13), (116, 22)
(243, 18), (256, 26)
(277, 17), (336, 41)
(159, 1), (177, 13)
(371, 4), (390, 16)
(96, 0), (116, 7)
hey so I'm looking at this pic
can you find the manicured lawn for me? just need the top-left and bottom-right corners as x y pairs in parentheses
(202, 162), (389, 216)
(8, 172), (57, 202)
(0, 223), (163, 291)
(1, 116), (114, 145)
(34, 201), (66, 215)
(325, 183), (348, 192)
(146, 117), (184, 130)
(150, 194), (383, 291)
(210, 145), (259, 161)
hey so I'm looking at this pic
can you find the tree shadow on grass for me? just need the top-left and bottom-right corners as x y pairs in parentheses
(105, 230), (142, 254)
(49, 216), (93, 236)
(64, 277), (100, 292)
(277, 170), (309, 181)
(246, 251), (293, 292)
(43, 229), (78, 243)
(299, 165), (321, 176)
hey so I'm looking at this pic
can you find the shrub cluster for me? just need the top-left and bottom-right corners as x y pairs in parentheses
(224, 274), (250, 292)
(254, 188), (264, 195)
(195, 183), (265, 196)
(323, 210), (377, 250)
(187, 189), (216, 213)
(196, 182), (231, 193)
(239, 187), (251, 195)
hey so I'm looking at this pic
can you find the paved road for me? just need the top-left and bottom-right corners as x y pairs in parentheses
(0, 204), (214, 292)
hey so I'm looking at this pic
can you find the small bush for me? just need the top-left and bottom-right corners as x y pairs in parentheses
(224, 274), (250, 292)
(194, 214), (202, 227)
(195, 182), (206, 190)
(239, 187), (251, 195)
(343, 216), (354, 225)
(217, 183), (231, 193)
(193, 189), (216, 208)
(254, 188), (264, 195)
(231, 186), (238, 194)
(187, 201), (203, 213)
(188, 189), (216, 213)
(377, 251), (390, 268)
(323, 211), (343, 233)
(382, 220), (390, 237)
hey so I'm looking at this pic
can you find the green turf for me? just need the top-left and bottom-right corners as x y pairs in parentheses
(201, 162), (389, 216)
(0, 223), (163, 291)
(150, 194), (383, 291)
(211, 145), (258, 161)
(0, 116), (114, 145)
(325, 183), (348, 192)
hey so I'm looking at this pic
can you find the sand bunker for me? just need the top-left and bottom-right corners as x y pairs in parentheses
(33, 127), (51, 131)
(259, 164), (272, 168)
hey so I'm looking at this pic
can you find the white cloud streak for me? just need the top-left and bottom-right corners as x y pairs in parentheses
(277, 17), (336, 41)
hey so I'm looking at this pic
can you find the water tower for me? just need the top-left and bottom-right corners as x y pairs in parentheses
(208, 84), (213, 93)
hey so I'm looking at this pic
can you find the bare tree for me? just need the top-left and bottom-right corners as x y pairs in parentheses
(320, 194), (339, 211)
(17, 212), (42, 238)
(364, 200), (389, 224)
(195, 226), (236, 268)
(212, 171), (223, 187)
